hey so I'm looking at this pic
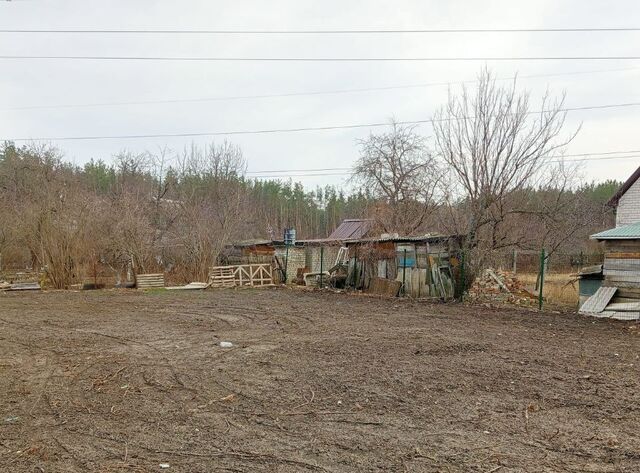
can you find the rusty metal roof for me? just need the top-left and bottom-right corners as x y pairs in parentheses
(328, 219), (372, 240)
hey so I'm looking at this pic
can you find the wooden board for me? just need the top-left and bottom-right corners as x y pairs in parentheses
(367, 277), (402, 297)
(604, 258), (640, 270)
(600, 311), (640, 321)
(605, 252), (640, 259)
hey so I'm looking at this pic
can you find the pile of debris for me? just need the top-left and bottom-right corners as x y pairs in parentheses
(468, 268), (537, 306)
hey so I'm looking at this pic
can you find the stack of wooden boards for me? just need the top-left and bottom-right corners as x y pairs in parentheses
(579, 286), (640, 321)
(135, 273), (165, 289)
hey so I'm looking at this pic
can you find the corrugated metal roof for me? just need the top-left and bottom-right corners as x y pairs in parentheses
(328, 219), (372, 240)
(591, 222), (640, 240)
(232, 239), (274, 247)
(351, 234), (454, 243)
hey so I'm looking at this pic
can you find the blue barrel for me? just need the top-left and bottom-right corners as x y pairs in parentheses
(284, 228), (296, 245)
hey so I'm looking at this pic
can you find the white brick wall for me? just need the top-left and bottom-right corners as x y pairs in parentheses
(307, 246), (340, 274)
(617, 178), (640, 227)
(275, 247), (306, 283)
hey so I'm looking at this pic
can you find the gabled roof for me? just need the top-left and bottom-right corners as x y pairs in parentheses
(591, 221), (640, 240)
(328, 219), (372, 240)
(608, 165), (640, 207)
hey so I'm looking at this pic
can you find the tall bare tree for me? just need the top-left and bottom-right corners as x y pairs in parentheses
(351, 121), (442, 235)
(171, 141), (248, 280)
(432, 68), (579, 259)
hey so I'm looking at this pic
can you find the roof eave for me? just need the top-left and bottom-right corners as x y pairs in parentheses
(607, 165), (640, 207)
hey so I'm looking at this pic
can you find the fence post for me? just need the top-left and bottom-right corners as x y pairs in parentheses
(458, 249), (466, 300)
(319, 246), (324, 289)
(512, 248), (517, 274)
(402, 249), (407, 296)
(354, 249), (359, 289)
(538, 248), (546, 311)
(284, 245), (289, 284)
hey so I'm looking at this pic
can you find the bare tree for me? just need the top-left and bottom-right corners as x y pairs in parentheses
(351, 121), (442, 235)
(432, 68), (579, 259)
(171, 141), (248, 281)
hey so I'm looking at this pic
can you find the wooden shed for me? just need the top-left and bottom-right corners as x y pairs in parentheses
(583, 222), (640, 319)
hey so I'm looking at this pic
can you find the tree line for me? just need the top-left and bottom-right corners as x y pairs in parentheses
(0, 69), (619, 287)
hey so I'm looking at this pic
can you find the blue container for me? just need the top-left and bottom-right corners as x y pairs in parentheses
(284, 228), (296, 245)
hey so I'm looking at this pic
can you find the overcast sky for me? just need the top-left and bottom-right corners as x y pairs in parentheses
(0, 0), (639, 189)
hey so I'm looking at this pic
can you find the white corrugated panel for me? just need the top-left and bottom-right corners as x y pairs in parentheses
(579, 286), (618, 314)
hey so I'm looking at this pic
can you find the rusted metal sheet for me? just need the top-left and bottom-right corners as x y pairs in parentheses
(328, 219), (372, 240)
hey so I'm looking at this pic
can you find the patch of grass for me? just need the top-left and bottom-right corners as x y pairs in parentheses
(142, 287), (169, 295)
(518, 272), (578, 306)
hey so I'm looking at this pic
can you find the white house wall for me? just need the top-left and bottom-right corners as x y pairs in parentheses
(617, 177), (640, 226)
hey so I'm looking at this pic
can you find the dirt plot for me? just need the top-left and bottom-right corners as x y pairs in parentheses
(1, 289), (639, 472)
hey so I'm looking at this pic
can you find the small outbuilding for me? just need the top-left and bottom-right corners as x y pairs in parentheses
(582, 217), (640, 319)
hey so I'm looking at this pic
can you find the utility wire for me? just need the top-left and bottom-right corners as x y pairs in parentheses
(5, 101), (640, 142)
(1, 28), (639, 34)
(247, 154), (640, 178)
(3, 66), (637, 112)
(1, 55), (640, 62)
(246, 152), (640, 174)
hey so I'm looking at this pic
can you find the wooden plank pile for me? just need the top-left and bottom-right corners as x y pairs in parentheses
(580, 287), (640, 320)
(135, 273), (165, 289)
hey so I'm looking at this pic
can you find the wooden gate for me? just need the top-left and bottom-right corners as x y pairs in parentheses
(209, 264), (274, 288)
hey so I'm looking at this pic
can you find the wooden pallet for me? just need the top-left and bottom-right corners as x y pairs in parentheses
(209, 266), (236, 288)
(136, 273), (165, 289)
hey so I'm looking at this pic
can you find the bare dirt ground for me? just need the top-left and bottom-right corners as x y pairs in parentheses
(1, 288), (639, 473)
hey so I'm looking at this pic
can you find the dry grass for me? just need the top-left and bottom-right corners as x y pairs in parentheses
(518, 272), (578, 306)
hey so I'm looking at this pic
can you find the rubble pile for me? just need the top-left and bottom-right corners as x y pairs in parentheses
(468, 268), (537, 306)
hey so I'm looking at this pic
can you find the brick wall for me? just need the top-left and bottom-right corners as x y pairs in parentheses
(617, 178), (640, 227)
(275, 247), (306, 283)
(307, 246), (340, 274)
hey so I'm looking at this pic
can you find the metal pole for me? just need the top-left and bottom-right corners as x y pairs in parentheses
(402, 249), (407, 296)
(319, 246), (324, 288)
(512, 248), (517, 274)
(538, 248), (546, 311)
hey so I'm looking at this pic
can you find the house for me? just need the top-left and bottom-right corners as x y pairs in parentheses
(607, 165), (640, 227)
(580, 166), (640, 319)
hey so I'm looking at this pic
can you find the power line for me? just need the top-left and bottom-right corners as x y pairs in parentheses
(1, 55), (640, 62)
(5, 101), (640, 142)
(3, 66), (638, 112)
(1, 28), (639, 34)
(247, 154), (640, 178)
(246, 152), (640, 174)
